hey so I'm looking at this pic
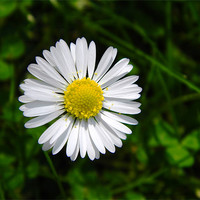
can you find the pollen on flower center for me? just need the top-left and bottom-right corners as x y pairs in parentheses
(64, 77), (104, 119)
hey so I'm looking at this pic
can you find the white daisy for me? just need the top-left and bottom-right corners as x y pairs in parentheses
(19, 37), (142, 161)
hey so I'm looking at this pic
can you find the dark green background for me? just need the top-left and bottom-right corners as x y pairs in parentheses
(0, 0), (200, 199)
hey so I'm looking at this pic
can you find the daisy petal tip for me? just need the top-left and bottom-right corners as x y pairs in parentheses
(80, 153), (86, 159)
(88, 155), (95, 161)
(38, 136), (44, 144)
(24, 122), (30, 129)
(18, 96), (23, 102)
(137, 108), (142, 113)
(125, 58), (130, 63)
(38, 140), (43, 145)
(90, 40), (95, 46)
(19, 105), (24, 111)
(35, 56), (40, 62)
(102, 149), (106, 154)
(50, 46), (55, 52)
(52, 149), (59, 155)
(135, 75), (139, 81)
(70, 156), (78, 162)
(110, 149), (116, 154)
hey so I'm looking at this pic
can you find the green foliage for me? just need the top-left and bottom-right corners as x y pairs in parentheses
(166, 145), (194, 168)
(0, 0), (17, 18)
(0, 1), (200, 200)
(0, 36), (25, 59)
(125, 192), (146, 200)
(0, 60), (13, 81)
(0, 154), (16, 167)
(154, 119), (179, 147)
(182, 129), (200, 151)
(67, 167), (111, 200)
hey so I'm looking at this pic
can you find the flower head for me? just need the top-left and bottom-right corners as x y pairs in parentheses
(19, 37), (142, 161)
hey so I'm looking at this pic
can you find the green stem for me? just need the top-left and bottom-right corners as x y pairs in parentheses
(44, 151), (66, 199)
(0, 182), (5, 200)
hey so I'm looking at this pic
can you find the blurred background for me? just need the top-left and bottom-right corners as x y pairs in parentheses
(0, 0), (200, 199)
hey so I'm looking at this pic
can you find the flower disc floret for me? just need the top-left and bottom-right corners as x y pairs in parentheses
(64, 77), (104, 119)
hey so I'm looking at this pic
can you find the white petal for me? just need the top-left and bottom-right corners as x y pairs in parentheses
(42, 140), (55, 151)
(38, 116), (66, 144)
(87, 41), (96, 79)
(93, 47), (115, 82)
(70, 137), (80, 161)
(58, 39), (78, 79)
(52, 116), (74, 155)
(19, 104), (27, 111)
(108, 75), (139, 90)
(25, 90), (64, 102)
(98, 58), (129, 86)
(81, 37), (88, 78)
(96, 116), (123, 148)
(79, 119), (87, 158)
(85, 128), (96, 160)
(22, 101), (60, 109)
(28, 64), (65, 90)
(70, 42), (76, 63)
(43, 50), (56, 66)
(50, 46), (72, 83)
(112, 48), (117, 61)
(101, 110), (138, 125)
(20, 83), (63, 95)
(99, 112), (132, 134)
(23, 79), (64, 93)
(23, 103), (63, 117)
(49, 115), (72, 145)
(36, 56), (67, 85)
(112, 128), (127, 140)
(103, 90), (141, 100)
(88, 118), (106, 154)
(104, 85), (142, 95)
(101, 64), (133, 89)
(75, 38), (88, 79)
(25, 109), (64, 128)
(66, 120), (80, 157)
(18, 95), (33, 103)
(95, 122), (115, 153)
(94, 145), (100, 159)
(103, 100), (141, 114)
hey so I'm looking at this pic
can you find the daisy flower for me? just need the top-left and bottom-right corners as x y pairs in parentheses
(19, 37), (142, 161)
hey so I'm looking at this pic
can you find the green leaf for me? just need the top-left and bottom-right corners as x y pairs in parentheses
(0, 59), (13, 81)
(0, 0), (17, 18)
(136, 146), (148, 164)
(27, 160), (39, 178)
(166, 145), (194, 168)
(6, 172), (24, 190)
(67, 168), (111, 200)
(19, 0), (33, 8)
(2, 101), (23, 122)
(125, 191), (146, 200)
(0, 153), (16, 167)
(182, 129), (200, 151)
(0, 36), (25, 59)
(154, 120), (178, 147)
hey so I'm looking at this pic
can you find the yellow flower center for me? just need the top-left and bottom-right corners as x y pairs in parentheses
(64, 77), (104, 119)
